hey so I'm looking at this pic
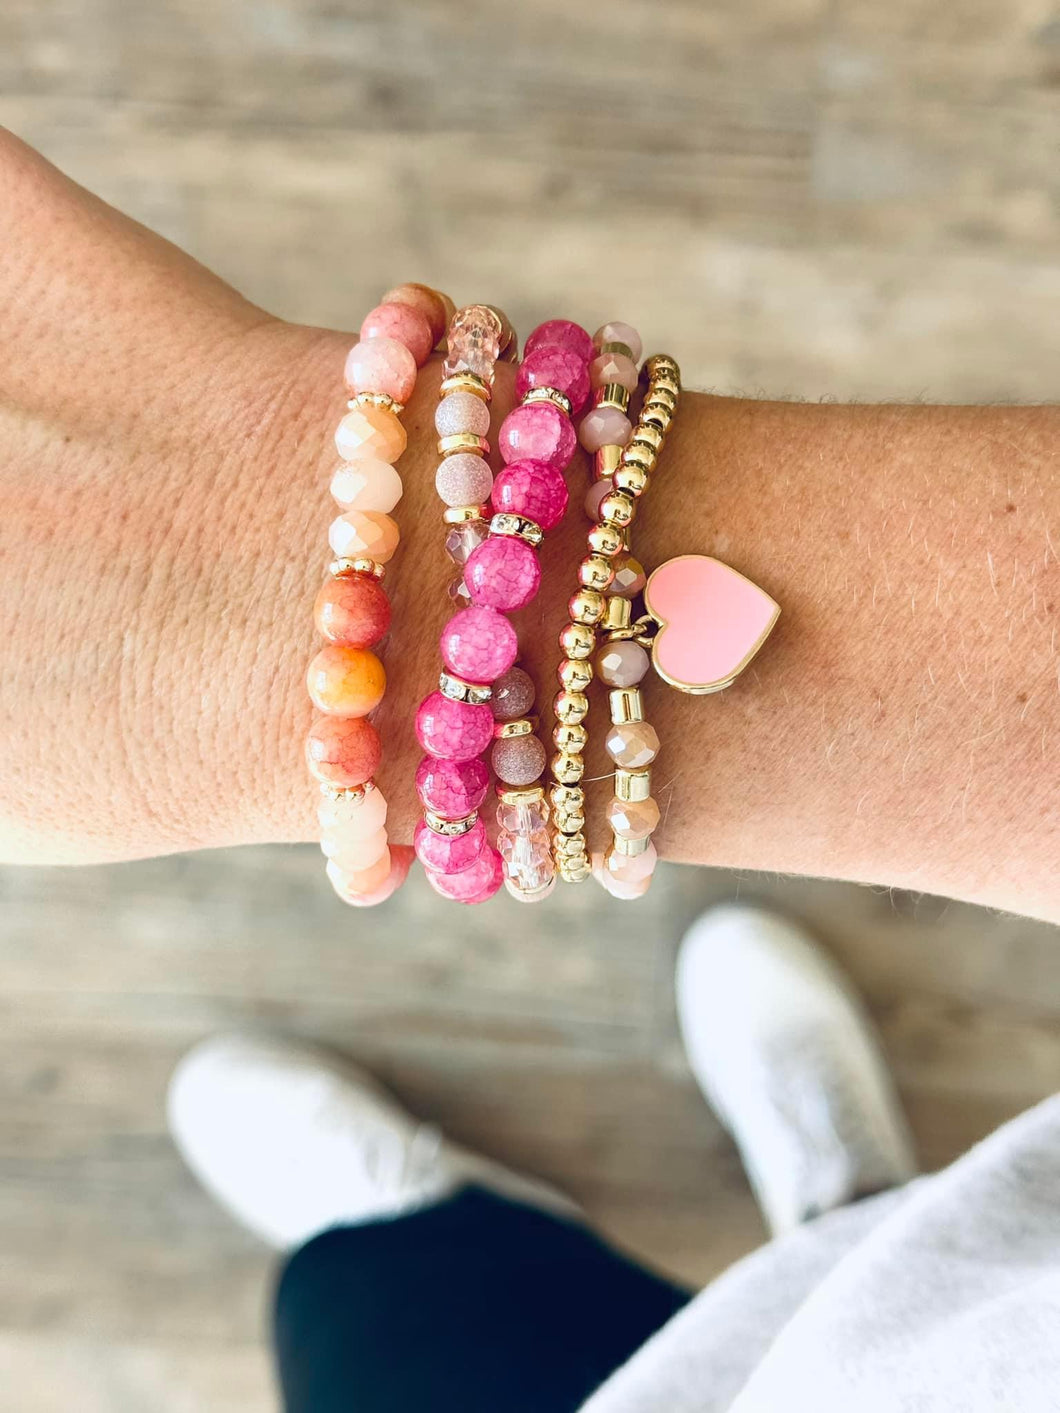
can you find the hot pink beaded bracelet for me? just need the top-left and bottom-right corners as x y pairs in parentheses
(305, 282), (451, 908)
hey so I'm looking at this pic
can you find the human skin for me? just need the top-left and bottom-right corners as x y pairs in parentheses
(1, 129), (1057, 921)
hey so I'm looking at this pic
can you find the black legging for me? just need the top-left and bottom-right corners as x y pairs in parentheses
(274, 1185), (690, 1412)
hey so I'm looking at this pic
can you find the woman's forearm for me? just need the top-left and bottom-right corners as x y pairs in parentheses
(2, 131), (1057, 919)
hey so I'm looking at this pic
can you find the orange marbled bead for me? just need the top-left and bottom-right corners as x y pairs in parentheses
(306, 645), (386, 718)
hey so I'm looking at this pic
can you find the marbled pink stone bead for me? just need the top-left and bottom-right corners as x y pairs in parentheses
(426, 846), (504, 904)
(498, 402), (576, 470)
(585, 478), (613, 521)
(491, 733), (547, 786)
(593, 321), (643, 363)
(445, 520), (489, 566)
(343, 337), (417, 405)
(415, 690), (494, 761)
(465, 535), (541, 612)
(441, 605), (518, 682)
(443, 305), (502, 380)
(514, 347), (590, 415)
(490, 666), (536, 721)
(330, 459), (403, 513)
(490, 459), (569, 532)
(524, 319), (594, 363)
(435, 454), (493, 508)
(360, 302), (434, 366)
(590, 351), (639, 391)
(415, 755), (490, 819)
(597, 639), (650, 687)
(414, 817), (487, 874)
(579, 406), (633, 453)
(435, 391), (491, 438)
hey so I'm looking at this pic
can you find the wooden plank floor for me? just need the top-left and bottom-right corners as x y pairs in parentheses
(2, 2), (1059, 1407)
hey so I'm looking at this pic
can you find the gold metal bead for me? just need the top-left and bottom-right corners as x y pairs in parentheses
(329, 557), (384, 580)
(620, 440), (654, 471)
(551, 750), (586, 784)
(569, 589), (606, 625)
(599, 491), (636, 529)
(496, 783), (547, 808)
(614, 833), (652, 856)
(629, 424), (664, 454)
(550, 784), (584, 811)
(439, 372), (492, 402)
(442, 504), (489, 525)
(613, 464), (649, 498)
(557, 658), (593, 693)
(554, 690), (589, 726)
(615, 768), (652, 802)
(646, 384), (678, 409)
(559, 859), (592, 883)
(594, 444), (622, 479)
(554, 810), (587, 835)
(439, 671), (493, 705)
(350, 391), (404, 415)
(555, 831), (588, 858)
(523, 386), (573, 416)
(600, 596), (633, 633)
(553, 723), (588, 755)
(642, 403), (673, 431)
(645, 353), (680, 378)
(594, 383), (629, 412)
(494, 716), (537, 739)
(599, 340), (635, 360)
(559, 621), (596, 660)
(438, 432), (490, 457)
(610, 687), (644, 724)
(578, 555), (616, 593)
(587, 523), (625, 559)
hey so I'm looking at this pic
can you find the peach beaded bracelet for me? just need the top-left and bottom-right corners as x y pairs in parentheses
(304, 282), (452, 908)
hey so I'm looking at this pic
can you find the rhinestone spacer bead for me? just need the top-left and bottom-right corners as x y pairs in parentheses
(489, 512), (544, 547)
(522, 385), (573, 417)
(424, 809), (480, 837)
(439, 671), (493, 705)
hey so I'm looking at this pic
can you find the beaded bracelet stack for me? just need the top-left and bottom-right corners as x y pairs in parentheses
(304, 295), (781, 908)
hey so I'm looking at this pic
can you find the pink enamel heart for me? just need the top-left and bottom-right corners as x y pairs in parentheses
(644, 555), (780, 693)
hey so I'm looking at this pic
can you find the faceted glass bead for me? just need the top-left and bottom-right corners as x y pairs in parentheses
(425, 846), (504, 904)
(506, 871), (556, 902)
(318, 786), (388, 836)
(603, 840), (658, 885)
(498, 402), (576, 470)
(329, 847), (392, 897)
(490, 459), (569, 532)
(443, 305), (502, 379)
(605, 720), (660, 769)
(334, 404), (407, 464)
(584, 478), (612, 521)
(328, 511), (400, 564)
(322, 826), (389, 872)
(610, 554), (647, 598)
(414, 817), (487, 874)
(578, 407), (633, 453)
(593, 321), (643, 363)
(606, 795), (661, 840)
(498, 827), (551, 870)
(330, 459), (403, 513)
(415, 690), (494, 761)
(490, 666), (535, 721)
(590, 351), (639, 391)
(447, 576), (473, 609)
(415, 755), (490, 819)
(523, 319), (594, 363)
(465, 535), (541, 612)
(496, 800), (548, 834)
(445, 520), (488, 565)
(596, 640), (649, 687)
(441, 605), (519, 683)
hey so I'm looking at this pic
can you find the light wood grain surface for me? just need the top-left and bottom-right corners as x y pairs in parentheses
(2, 2), (1059, 1408)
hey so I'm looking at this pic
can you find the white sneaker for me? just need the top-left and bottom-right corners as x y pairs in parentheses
(676, 904), (917, 1236)
(167, 1033), (575, 1250)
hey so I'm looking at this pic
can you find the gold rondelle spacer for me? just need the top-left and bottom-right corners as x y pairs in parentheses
(579, 555), (616, 593)
(329, 557), (385, 580)
(615, 769), (652, 802)
(443, 504), (489, 526)
(610, 687), (645, 724)
(554, 690), (589, 726)
(495, 783), (547, 809)
(551, 750), (586, 785)
(569, 589), (606, 625)
(556, 660), (593, 696)
(594, 444), (623, 478)
(553, 721), (588, 751)
(599, 491), (636, 529)
(559, 621), (596, 660)
(587, 523), (625, 559)
(494, 716), (536, 740)
(350, 391), (404, 415)
(439, 371), (492, 402)
(438, 432), (490, 458)
(613, 464), (649, 498)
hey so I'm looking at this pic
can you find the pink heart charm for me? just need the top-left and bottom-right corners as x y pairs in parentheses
(644, 555), (780, 694)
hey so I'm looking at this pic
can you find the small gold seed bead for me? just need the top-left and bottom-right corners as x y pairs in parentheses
(351, 391), (404, 415)
(557, 658), (593, 693)
(553, 721), (588, 752)
(587, 523), (625, 558)
(613, 464), (650, 498)
(550, 784), (584, 811)
(599, 491), (636, 529)
(559, 621), (596, 660)
(438, 432), (490, 457)
(594, 444), (623, 478)
(650, 369), (681, 392)
(329, 557), (385, 580)
(569, 589), (606, 625)
(554, 690), (589, 725)
(551, 750), (586, 784)
(579, 555), (616, 593)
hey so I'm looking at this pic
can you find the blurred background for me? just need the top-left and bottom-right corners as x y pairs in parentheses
(2, 2), (1060, 1408)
